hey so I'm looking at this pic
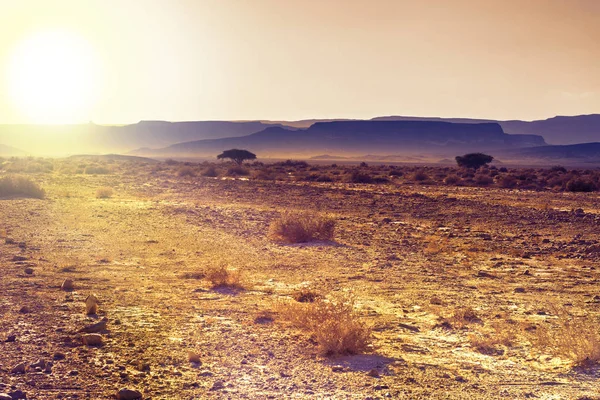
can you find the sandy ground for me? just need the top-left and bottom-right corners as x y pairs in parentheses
(1, 166), (600, 399)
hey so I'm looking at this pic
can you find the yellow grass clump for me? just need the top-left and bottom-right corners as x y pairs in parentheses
(277, 292), (371, 355)
(268, 212), (335, 243)
(0, 175), (45, 199)
(95, 187), (114, 199)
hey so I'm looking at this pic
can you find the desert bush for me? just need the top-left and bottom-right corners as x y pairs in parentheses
(95, 187), (113, 199)
(277, 293), (371, 355)
(566, 178), (597, 192)
(84, 165), (110, 175)
(269, 212), (335, 243)
(443, 175), (460, 185)
(347, 170), (374, 184)
(226, 166), (250, 176)
(550, 165), (567, 173)
(389, 169), (403, 177)
(164, 158), (179, 165)
(412, 170), (429, 182)
(204, 265), (244, 289)
(177, 166), (196, 177)
(201, 166), (218, 177)
(0, 176), (45, 199)
(475, 174), (493, 186)
(498, 175), (518, 188)
(534, 305), (600, 367)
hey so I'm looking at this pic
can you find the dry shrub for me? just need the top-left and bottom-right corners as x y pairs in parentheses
(440, 306), (481, 329)
(269, 212), (335, 243)
(534, 305), (600, 367)
(0, 175), (45, 199)
(277, 293), (371, 355)
(84, 165), (110, 175)
(205, 265), (244, 289)
(201, 166), (218, 177)
(177, 166), (196, 177)
(95, 187), (113, 199)
(469, 321), (518, 356)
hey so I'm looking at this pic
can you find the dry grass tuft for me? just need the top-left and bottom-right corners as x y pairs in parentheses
(0, 175), (45, 199)
(95, 187), (114, 199)
(204, 265), (244, 290)
(534, 305), (600, 368)
(268, 212), (335, 243)
(277, 292), (371, 355)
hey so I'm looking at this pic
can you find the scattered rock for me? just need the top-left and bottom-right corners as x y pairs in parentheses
(331, 365), (344, 372)
(209, 381), (225, 391)
(79, 317), (108, 333)
(11, 255), (27, 262)
(367, 368), (380, 377)
(61, 279), (74, 291)
(11, 363), (27, 374)
(116, 388), (143, 400)
(30, 359), (46, 370)
(24, 267), (34, 275)
(188, 351), (201, 364)
(5, 237), (15, 244)
(514, 287), (526, 293)
(18, 306), (31, 314)
(68, 370), (79, 376)
(0, 393), (11, 400)
(5, 334), (16, 342)
(82, 334), (103, 346)
(8, 390), (26, 400)
(53, 352), (66, 360)
(85, 294), (99, 315)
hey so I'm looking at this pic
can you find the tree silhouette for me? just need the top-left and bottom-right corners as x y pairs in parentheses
(455, 153), (493, 169)
(217, 149), (257, 165)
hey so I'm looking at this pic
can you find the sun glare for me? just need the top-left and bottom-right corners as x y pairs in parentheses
(7, 30), (99, 124)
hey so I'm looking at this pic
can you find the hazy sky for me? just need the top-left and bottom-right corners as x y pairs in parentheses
(0, 0), (598, 124)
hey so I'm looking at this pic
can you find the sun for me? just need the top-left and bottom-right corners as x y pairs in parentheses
(7, 30), (99, 124)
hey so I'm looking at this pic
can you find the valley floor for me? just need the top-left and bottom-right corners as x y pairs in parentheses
(1, 168), (600, 399)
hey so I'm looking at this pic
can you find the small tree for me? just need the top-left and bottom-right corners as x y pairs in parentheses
(455, 153), (493, 170)
(217, 149), (257, 165)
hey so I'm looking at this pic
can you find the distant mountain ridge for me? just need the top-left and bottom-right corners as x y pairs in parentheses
(0, 121), (285, 156)
(0, 114), (598, 157)
(0, 144), (26, 157)
(133, 120), (546, 158)
(372, 114), (600, 145)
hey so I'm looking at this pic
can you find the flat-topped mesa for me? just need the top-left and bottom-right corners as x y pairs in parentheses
(306, 120), (506, 142)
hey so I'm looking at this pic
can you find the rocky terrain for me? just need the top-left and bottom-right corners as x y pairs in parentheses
(1, 160), (600, 399)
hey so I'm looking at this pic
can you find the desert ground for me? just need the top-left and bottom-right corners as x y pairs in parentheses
(1, 158), (600, 399)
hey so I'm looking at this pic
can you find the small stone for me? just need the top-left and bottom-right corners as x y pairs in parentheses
(85, 294), (99, 315)
(53, 352), (66, 360)
(11, 362), (27, 374)
(188, 351), (201, 364)
(61, 279), (74, 291)
(82, 334), (103, 346)
(331, 365), (344, 372)
(209, 381), (224, 391)
(5, 334), (16, 342)
(24, 268), (34, 275)
(18, 306), (31, 314)
(8, 390), (26, 400)
(0, 393), (11, 400)
(5, 237), (15, 244)
(30, 359), (46, 369)
(367, 368), (380, 377)
(79, 317), (108, 333)
(514, 287), (526, 293)
(116, 388), (143, 400)
(68, 370), (79, 376)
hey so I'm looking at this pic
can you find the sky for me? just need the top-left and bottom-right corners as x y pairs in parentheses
(0, 0), (598, 124)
